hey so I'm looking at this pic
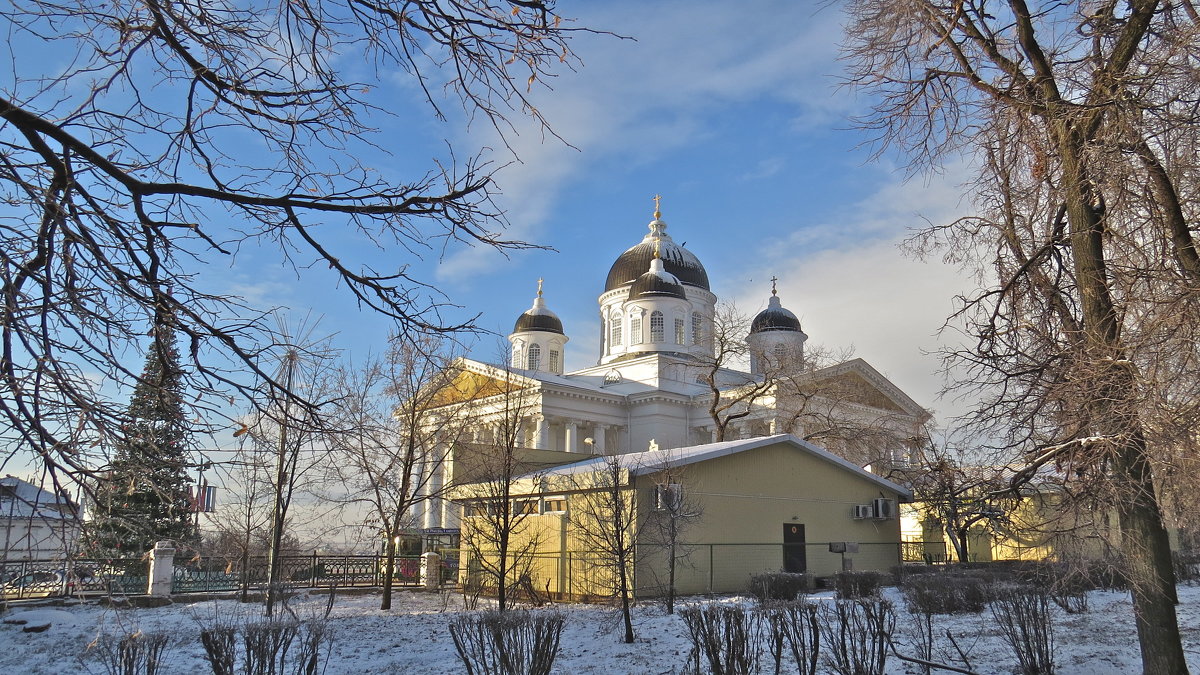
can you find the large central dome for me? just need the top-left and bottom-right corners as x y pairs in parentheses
(604, 214), (709, 292)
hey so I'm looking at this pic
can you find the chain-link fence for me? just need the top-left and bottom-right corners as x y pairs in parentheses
(458, 541), (906, 600)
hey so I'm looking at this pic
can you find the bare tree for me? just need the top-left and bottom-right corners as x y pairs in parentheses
(565, 454), (637, 642)
(842, 2), (1197, 671)
(639, 458), (701, 615)
(452, 362), (542, 612)
(0, 0), (588, 500)
(901, 443), (1011, 563)
(330, 335), (472, 610)
(695, 303), (922, 470)
(696, 303), (777, 443)
(243, 320), (339, 616)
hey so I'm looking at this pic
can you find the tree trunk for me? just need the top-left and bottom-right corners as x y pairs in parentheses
(381, 532), (396, 611)
(1058, 127), (1188, 675)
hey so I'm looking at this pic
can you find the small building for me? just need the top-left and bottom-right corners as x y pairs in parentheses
(0, 475), (81, 561)
(454, 434), (911, 598)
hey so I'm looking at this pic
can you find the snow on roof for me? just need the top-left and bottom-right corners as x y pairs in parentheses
(0, 475), (80, 521)
(525, 434), (913, 501)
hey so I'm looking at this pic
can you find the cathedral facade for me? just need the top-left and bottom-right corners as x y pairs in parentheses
(414, 202), (929, 534)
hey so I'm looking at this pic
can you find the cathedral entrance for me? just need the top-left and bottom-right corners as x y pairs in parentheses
(782, 523), (806, 573)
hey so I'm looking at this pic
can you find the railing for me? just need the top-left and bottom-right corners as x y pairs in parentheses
(0, 558), (147, 601)
(2, 552), (460, 601)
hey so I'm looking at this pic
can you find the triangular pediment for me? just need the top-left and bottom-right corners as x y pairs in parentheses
(803, 358), (928, 419)
(426, 359), (533, 408)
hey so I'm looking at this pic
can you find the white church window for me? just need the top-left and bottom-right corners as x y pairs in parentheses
(774, 344), (786, 365)
(675, 317), (685, 345)
(692, 312), (703, 345)
(630, 314), (643, 344)
(527, 344), (541, 371)
(511, 344), (523, 369)
(549, 349), (560, 373)
(610, 312), (623, 347)
(650, 311), (664, 342)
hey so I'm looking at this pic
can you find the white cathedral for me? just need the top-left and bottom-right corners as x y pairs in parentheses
(414, 201), (929, 534)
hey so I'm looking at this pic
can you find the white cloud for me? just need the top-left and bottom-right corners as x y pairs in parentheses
(731, 169), (981, 424)
(436, 1), (850, 283)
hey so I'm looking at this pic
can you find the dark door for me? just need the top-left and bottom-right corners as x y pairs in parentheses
(783, 523), (806, 573)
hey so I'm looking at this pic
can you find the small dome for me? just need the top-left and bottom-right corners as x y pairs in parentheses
(514, 311), (564, 334)
(751, 295), (802, 333)
(512, 281), (564, 335)
(605, 214), (709, 292)
(629, 255), (688, 301)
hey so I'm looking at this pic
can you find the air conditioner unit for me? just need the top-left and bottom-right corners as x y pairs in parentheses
(654, 483), (683, 511)
(852, 504), (874, 520)
(872, 498), (896, 520)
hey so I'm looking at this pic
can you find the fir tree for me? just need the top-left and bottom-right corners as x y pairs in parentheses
(88, 313), (196, 556)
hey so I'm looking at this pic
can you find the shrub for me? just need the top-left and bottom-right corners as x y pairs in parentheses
(834, 571), (884, 599)
(449, 610), (565, 675)
(87, 631), (173, 675)
(762, 600), (821, 675)
(991, 584), (1055, 675)
(1174, 551), (1200, 583)
(747, 572), (812, 602)
(902, 574), (990, 614)
(679, 604), (762, 675)
(819, 598), (895, 675)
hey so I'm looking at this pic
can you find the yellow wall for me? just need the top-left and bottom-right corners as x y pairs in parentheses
(458, 440), (906, 599)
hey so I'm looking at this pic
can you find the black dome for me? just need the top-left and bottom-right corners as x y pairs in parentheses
(605, 231), (709, 292)
(629, 268), (688, 301)
(751, 299), (802, 334)
(513, 311), (564, 335)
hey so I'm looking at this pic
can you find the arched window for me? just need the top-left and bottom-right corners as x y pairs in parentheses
(691, 312), (703, 345)
(774, 344), (787, 365)
(549, 349), (560, 374)
(527, 344), (541, 371)
(675, 317), (685, 345)
(630, 314), (643, 344)
(511, 344), (523, 369)
(650, 311), (664, 342)
(610, 313), (623, 347)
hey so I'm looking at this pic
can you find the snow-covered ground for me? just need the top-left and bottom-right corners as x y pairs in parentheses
(2, 584), (1198, 674)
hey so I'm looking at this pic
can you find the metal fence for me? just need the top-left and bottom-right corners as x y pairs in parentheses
(2, 552), (458, 601)
(0, 558), (147, 601)
(460, 541), (907, 600)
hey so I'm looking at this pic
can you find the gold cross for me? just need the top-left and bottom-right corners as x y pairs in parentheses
(771, 275), (778, 296)
(537, 277), (543, 297)
(653, 194), (662, 218)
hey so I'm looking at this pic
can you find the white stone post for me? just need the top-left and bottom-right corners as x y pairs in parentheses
(564, 421), (578, 453)
(535, 415), (550, 450)
(420, 551), (442, 590)
(147, 540), (176, 597)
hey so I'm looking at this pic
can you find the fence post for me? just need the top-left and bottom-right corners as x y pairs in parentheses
(147, 540), (176, 596)
(708, 545), (714, 594)
(421, 551), (441, 590)
(311, 550), (319, 589)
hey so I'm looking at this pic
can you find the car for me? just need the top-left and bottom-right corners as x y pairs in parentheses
(1, 570), (67, 600)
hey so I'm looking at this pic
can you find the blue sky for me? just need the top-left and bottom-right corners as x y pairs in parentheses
(222, 1), (977, 422)
(24, 0), (975, 435)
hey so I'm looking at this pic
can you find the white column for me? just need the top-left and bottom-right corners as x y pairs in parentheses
(564, 421), (578, 453)
(710, 427), (719, 443)
(535, 414), (550, 450)
(424, 453), (443, 530)
(593, 424), (607, 455)
(147, 541), (176, 597)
